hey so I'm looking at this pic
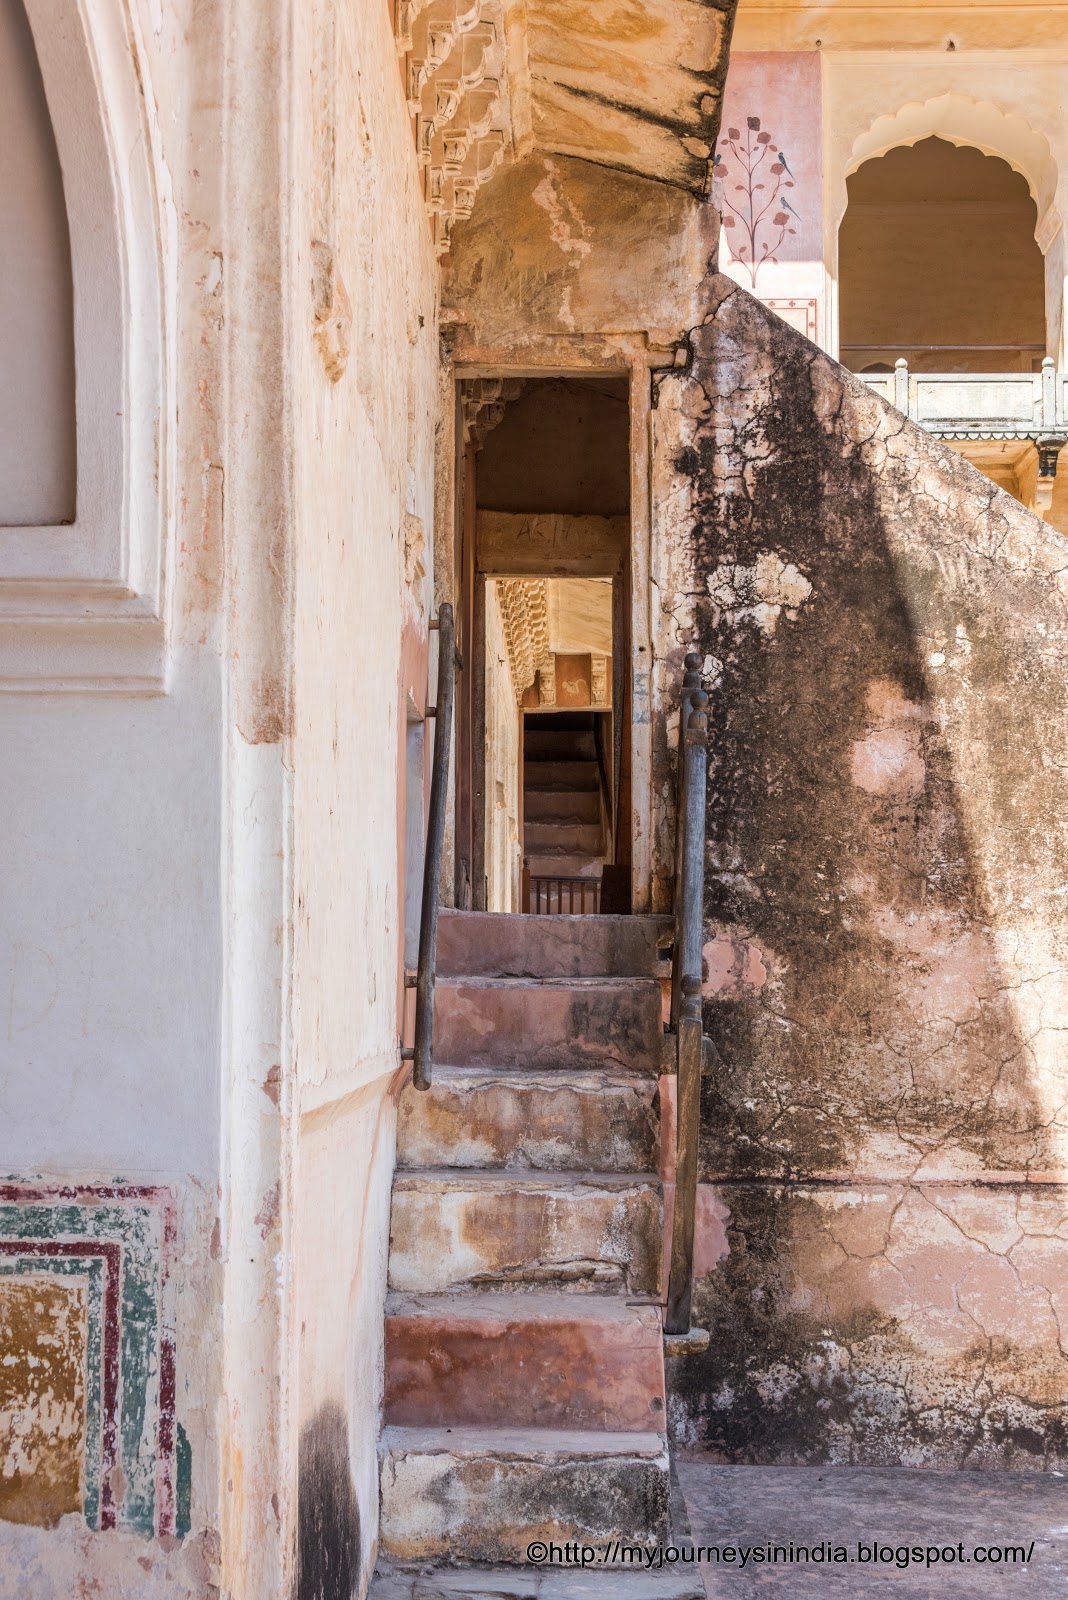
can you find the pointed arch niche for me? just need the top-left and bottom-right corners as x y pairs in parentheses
(824, 90), (1065, 368)
(0, 0), (171, 691)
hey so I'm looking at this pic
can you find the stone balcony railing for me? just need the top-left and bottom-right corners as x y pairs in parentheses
(860, 356), (1067, 513)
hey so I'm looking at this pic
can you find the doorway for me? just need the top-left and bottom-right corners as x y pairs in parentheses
(454, 374), (631, 914)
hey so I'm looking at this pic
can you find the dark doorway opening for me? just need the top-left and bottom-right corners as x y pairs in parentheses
(454, 374), (631, 913)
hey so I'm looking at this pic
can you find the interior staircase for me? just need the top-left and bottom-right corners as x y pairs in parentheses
(371, 909), (701, 1599)
(523, 714), (609, 905)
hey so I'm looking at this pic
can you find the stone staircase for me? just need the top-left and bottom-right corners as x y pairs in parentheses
(523, 715), (608, 895)
(372, 910), (701, 1598)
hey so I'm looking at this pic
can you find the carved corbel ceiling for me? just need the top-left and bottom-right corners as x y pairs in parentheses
(395, 0), (737, 255)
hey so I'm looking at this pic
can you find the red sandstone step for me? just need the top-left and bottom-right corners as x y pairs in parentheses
(524, 759), (600, 791)
(520, 854), (605, 881)
(525, 821), (604, 855)
(524, 787), (602, 824)
(384, 1291), (666, 1431)
(431, 976), (663, 1071)
(396, 1067), (659, 1171)
(388, 1171), (663, 1295)
(436, 911), (670, 979)
(525, 730), (597, 760)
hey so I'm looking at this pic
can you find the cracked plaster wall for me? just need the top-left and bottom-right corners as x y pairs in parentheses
(288, 1), (440, 1595)
(653, 278), (1068, 1468)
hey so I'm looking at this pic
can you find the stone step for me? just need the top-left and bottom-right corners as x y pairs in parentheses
(524, 787), (602, 824)
(379, 1427), (671, 1565)
(396, 1067), (659, 1172)
(384, 1292), (666, 1431)
(436, 911), (670, 980)
(369, 1571), (704, 1600)
(388, 1172), (662, 1295)
(525, 821), (604, 856)
(524, 760), (601, 792)
(432, 978), (663, 1072)
(522, 856), (605, 883)
(525, 730), (597, 761)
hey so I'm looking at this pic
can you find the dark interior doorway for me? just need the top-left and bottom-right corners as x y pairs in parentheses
(454, 374), (631, 913)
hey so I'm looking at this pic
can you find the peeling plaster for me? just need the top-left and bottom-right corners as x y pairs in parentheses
(655, 277), (1068, 1465)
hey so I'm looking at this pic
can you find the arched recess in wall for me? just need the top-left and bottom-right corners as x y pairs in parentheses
(0, 0), (75, 526)
(0, 0), (171, 690)
(831, 95), (1063, 368)
(839, 139), (1046, 373)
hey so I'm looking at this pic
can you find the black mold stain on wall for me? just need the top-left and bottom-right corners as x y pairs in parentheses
(656, 277), (1068, 1468)
(294, 1405), (362, 1600)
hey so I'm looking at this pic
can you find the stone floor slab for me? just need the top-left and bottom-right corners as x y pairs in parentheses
(678, 1463), (1068, 1596)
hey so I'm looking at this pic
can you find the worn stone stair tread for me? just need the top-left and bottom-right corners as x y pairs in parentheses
(385, 1287), (662, 1321)
(524, 788), (602, 820)
(388, 1168), (663, 1294)
(436, 912), (671, 980)
(524, 822), (604, 849)
(437, 975), (653, 990)
(524, 761), (602, 789)
(382, 1425), (667, 1458)
(369, 1566), (704, 1598)
(406, 1064), (657, 1086)
(432, 976), (663, 1073)
(393, 1170), (661, 1190)
(511, 855), (605, 877)
(396, 1068), (660, 1172)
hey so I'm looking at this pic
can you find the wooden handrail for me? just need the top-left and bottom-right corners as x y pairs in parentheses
(401, 603), (457, 1091)
(665, 678), (709, 1338)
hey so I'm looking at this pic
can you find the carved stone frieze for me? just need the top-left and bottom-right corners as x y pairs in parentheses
(496, 577), (551, 704)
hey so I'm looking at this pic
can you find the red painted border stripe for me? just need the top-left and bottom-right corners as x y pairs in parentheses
(155, 1196), (178, 1535)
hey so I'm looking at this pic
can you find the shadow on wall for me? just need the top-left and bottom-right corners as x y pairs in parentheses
(656, 279), (1068, 1469)
(295, 1405), (362, 1600)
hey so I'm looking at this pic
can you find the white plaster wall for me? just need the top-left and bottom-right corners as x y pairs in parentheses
(286, 0), (440, 1590)
(0, 0), (229, 1590)
(0, 0), (227, 1173)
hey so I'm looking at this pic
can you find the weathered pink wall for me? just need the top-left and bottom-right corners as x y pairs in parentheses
(654, 278), (1068, 1468)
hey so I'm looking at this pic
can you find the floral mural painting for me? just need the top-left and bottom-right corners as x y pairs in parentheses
(714, 115), (800, 288)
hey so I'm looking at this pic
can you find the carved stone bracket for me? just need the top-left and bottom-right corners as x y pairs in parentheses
(459, 376), (523, 450)
(398, 0), (512, 257)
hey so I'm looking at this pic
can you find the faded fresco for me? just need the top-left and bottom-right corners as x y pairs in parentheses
(0, 1184), (185, 1535)
(714, 53), (824, 340)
